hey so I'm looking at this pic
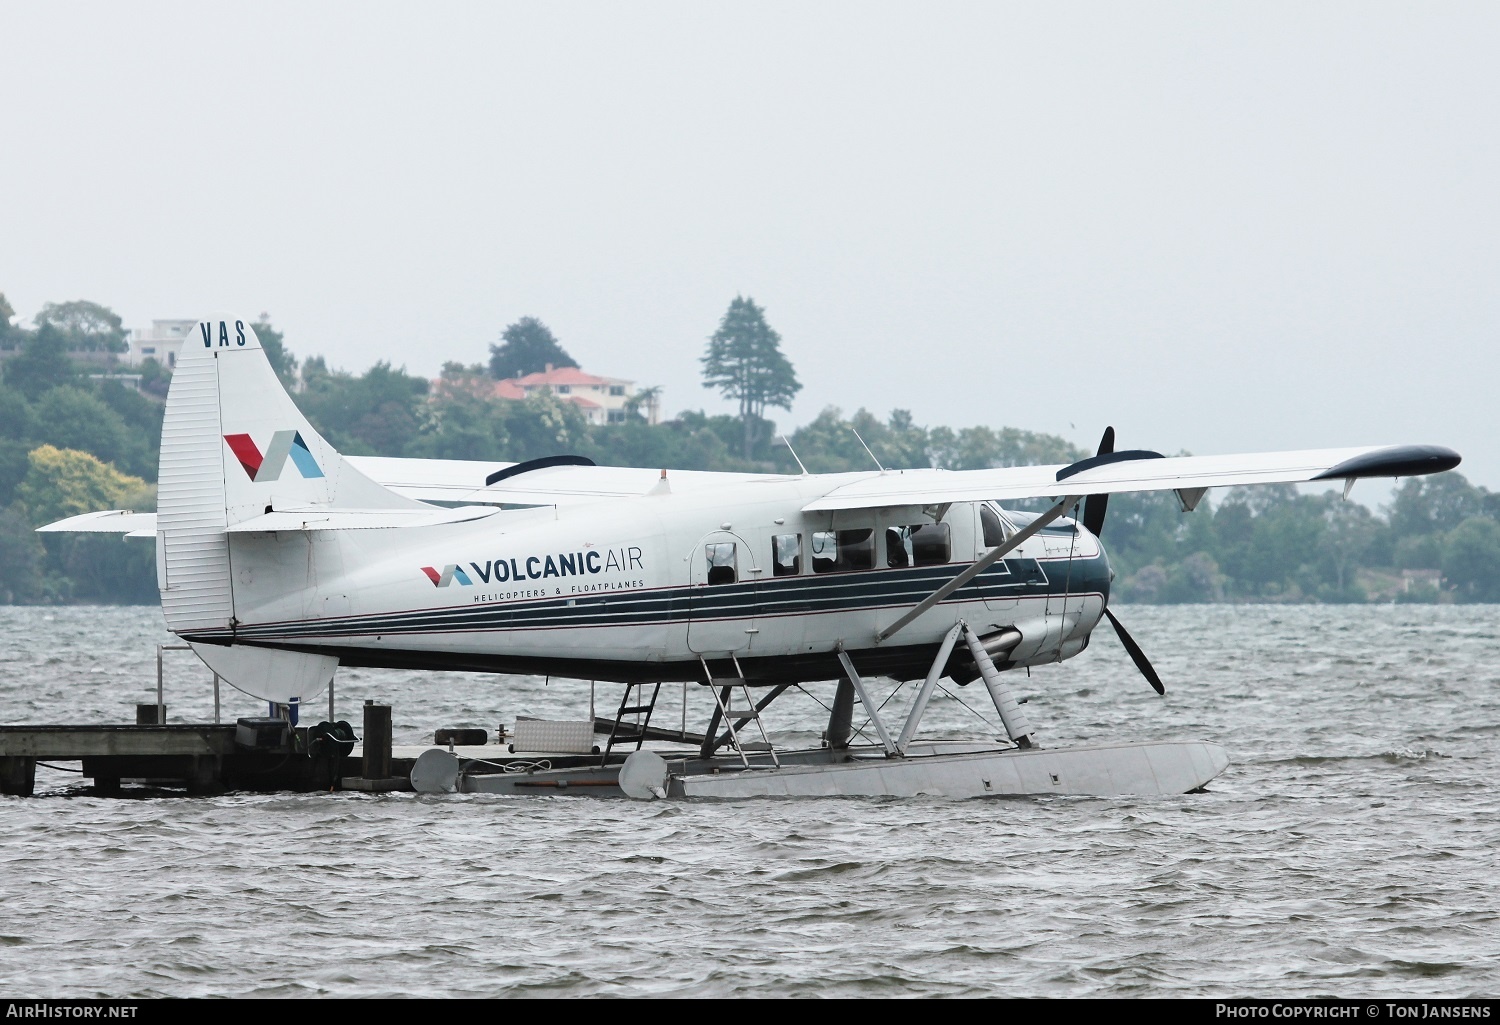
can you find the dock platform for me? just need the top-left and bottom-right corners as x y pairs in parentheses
(0, 706), (643, 798)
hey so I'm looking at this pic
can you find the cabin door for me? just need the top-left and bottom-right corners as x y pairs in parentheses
(976, 504), (1021, 617)
(687, 530), (759, 655)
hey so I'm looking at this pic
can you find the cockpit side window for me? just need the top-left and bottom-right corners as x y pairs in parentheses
(981, 504), (1008, 548)
(910, 522), (950, 565)
(888, 523), (950, 567)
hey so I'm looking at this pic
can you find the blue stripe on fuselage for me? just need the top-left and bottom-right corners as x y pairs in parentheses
(229, 552), (1111, 641)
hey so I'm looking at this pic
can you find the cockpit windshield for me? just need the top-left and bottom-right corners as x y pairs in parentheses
(1002, 506), (1081, 536)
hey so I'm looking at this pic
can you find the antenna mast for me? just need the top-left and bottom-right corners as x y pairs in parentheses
(851, 428), (886, 472)
(780, 435), (810, 476)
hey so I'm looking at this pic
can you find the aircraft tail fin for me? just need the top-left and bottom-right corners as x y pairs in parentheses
(156, 316), (422, 637)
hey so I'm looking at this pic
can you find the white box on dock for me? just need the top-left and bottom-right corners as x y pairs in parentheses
(510, 720), (595, 754)
(235, 717), (289, 749)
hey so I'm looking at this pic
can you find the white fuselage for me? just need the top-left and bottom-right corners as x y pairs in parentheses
(202, 475), (1111, 685)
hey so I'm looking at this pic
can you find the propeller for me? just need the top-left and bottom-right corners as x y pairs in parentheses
(1081, 425), (1166, 695)
(1080, 426), (1114, 537)
(1103, 608), (1165, 695)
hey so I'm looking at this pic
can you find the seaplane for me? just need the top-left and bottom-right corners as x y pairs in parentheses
(41, 318), (1462, 799)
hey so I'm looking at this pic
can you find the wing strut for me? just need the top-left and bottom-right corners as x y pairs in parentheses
(875, 495), (1080, 643)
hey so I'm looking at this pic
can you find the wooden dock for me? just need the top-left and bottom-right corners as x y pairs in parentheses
(0, 702), (402, 797)
(0, 704), (652, 797)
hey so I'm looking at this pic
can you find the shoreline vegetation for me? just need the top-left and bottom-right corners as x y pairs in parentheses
(2, 295), (1496, 606)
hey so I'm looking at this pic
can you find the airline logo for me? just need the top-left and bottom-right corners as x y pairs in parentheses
(422, 548), (645, 587)
(422, 565), (473, 587)
(224, 431), (325, 481)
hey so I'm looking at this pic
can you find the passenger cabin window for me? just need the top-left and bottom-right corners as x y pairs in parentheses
(981, 504), (1008, 548)
(705, 542), (737, 585)
(811, 531), (835, 573)
(887, 523), (951, 567)
(812, 528), (875, 573)
(886, 527), (911, 568)
(772, 534), (801, 576)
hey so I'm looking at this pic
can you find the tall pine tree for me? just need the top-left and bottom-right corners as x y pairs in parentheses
(489, 317), (577, 380)
(701, 296), (800, 460)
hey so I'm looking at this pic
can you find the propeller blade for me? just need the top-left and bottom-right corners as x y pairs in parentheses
(1104, 607), (1165, 695)
(1080, 426), (1115, 537)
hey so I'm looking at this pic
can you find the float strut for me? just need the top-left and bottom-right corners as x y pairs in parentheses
(964, 625), (1036, 748)
(826, 677), (855, 751)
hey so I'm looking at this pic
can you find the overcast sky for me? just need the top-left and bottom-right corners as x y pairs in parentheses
(2, 2), (1496, 499)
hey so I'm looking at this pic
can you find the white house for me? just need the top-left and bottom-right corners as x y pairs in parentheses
(124, 319), (199, 369)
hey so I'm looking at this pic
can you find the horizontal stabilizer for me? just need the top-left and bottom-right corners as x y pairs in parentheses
(224, 505), (498, 533)
(36, 510), (157, 537)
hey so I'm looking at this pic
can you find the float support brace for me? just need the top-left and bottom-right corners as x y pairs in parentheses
(896, 623), (965, 755)
(837, 648), (897, 757)
(964, 625), (1035, 748)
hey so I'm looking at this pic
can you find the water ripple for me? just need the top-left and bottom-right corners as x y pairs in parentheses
(1, 605), (1499, 997)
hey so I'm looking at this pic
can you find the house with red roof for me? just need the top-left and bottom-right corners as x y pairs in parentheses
(436, 364), (658, 425)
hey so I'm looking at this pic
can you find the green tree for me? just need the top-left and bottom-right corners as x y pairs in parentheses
(16, 445), (153, 525)
(0, 442), (29, 507)
(0, 293), (16, 347)
(1387, 473), (1488, 537)
(410, 370), (511, 461)
(137, 356), (172, 400)
(1322, 496), (1379, 596)
(298, 361), (429, 456)
(28, 387), (136, 473)
(0, 383), (31, 440)
(251, 315), (299, 388)
(496, 392), (590, 460)
(622, 385), (662, 423)
(783, 407), (876, 472)
(489, 317), (577, 380)
(34, 300), (127, 352)
(926, 425), (1083, 471)
(0, 505), (45, 602)
(1441, 516), (1500, 602)
(1102, 490), (1211, 584)
(3, 325), (78, 399)
(702, 296), (801, 460)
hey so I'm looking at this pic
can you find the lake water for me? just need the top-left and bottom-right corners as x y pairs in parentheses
(1, 604), (1497, 998)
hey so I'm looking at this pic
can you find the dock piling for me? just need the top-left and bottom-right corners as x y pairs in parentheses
(0, 757), (35, 797)
(363, 701), (392, 781)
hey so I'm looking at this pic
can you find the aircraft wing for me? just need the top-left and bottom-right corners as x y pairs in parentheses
(803, 444), (1461, 512)
(345, 455), (783, 506)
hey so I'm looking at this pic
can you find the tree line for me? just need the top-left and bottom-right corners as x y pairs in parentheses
(1, 292), (1496, 604)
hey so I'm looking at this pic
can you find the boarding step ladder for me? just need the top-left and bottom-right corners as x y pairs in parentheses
(701, 655), (780, 769)
(599, 682), (663, 767)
